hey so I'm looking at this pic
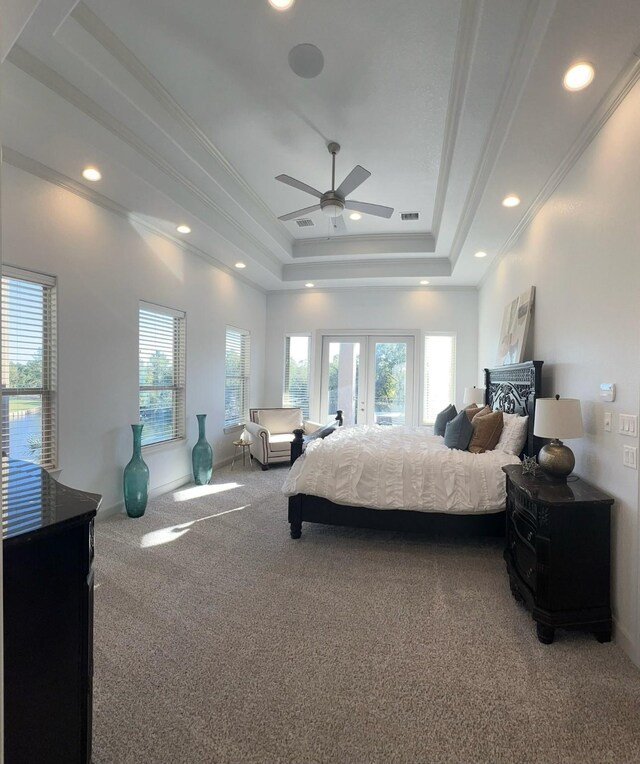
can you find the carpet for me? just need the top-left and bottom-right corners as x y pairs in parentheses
(93, 463), (640, 763)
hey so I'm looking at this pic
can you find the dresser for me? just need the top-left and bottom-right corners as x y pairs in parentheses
(502, 464), (613, 644)
(3, 459), (101, 763)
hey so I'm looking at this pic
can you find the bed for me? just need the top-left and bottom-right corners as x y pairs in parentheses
(283, 361), (543, 539)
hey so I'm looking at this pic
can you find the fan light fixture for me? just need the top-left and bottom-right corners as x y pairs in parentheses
(176, 224), (191, 234)
(268, 0), (295, 10)
(502, 195), (521, 208)
(321, 198), (344, 218)
(82, 166), (101, 182)
(563, 62), (594, 91)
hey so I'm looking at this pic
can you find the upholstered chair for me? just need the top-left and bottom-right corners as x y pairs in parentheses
(245, 408), (323, 470)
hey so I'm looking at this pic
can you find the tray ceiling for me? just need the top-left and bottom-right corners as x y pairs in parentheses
(2, 0), (640, 291)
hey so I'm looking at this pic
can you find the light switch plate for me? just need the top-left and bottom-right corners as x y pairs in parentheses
(619, 414), (638, 437)
(604, 412), (612, 432)
(624, 445), (638, 469)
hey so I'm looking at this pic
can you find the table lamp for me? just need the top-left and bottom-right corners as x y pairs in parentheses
(463, 386), (486, 406)
(533, 395), (584, 481)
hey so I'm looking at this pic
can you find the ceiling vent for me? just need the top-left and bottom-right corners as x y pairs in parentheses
(401, 212), (419, 221)
(295, 218), (315, 228)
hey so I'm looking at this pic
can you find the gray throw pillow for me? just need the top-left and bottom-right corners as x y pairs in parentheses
(444, 410), (474, 450)
(434, 404), (457, 437)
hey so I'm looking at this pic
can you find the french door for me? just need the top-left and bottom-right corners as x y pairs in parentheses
(320, 335), (414, 426)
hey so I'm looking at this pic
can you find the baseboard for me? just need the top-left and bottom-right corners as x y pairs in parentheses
(612, 615), (639, 666)
(96, 458), (235, 521)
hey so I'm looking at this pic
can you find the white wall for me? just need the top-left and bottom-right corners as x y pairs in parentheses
(2, 164), (267, 512)
(265, 287), (478, 421)
(479, 80), (640, 663)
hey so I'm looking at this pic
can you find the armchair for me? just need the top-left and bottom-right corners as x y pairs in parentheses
(245, 408), (323, 470)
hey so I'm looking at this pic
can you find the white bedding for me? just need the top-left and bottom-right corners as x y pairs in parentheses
(282, 425), (521, 514)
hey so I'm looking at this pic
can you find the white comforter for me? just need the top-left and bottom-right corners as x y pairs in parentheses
(282, 425), (521, 514)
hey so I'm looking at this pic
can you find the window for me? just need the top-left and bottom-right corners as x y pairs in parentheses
(423, 334), (456, 425)
(225, 326), (251, 429)
(1, 266), (57, 469)
(283, 335), (310, 418)
(139, 302), (185, 446)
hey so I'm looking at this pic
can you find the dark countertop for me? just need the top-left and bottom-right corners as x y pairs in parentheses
(503, 464), (614, 506)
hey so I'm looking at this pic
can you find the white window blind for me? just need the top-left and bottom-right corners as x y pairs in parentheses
(1, 266), (57, 469)
(423, 334), (456, 425)
(283, 335), (310, 418)
(225, 326), (250, 429)
(139, 302), (186, 447)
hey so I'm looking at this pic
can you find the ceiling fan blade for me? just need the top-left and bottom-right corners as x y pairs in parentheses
(278, 204), (321, 222)
(275, 174), (324, 199)
(336, 165), (371, 198)
(346, 200), (394, 219)
(330, 215), (348, 235)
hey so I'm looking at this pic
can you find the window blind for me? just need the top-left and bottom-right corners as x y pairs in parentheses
(423, 334), (456, 425)
(283, 335), (310, 418)
(139, 302), (186, 446)
(1, 266), (57, 469)
(225, 326), (250, 429)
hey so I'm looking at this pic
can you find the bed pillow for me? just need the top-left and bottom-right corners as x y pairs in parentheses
(464, 404), (480, 422)
(468, 411), (504, 454)
(433, 404), (457, 437)
(444, 410), (473, 450)
(495, 413), (529, 455)
(471, 405), (492, 420)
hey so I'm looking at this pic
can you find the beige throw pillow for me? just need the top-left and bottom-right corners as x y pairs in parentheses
(468, 411), (504, 454)
(464, 403), (480, 422)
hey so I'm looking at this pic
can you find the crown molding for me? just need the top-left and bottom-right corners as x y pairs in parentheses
(3, 147), (268, 294)
(6, 45), (284, 273)
(283, 258), (451, 282)
(447, 0), (558, 270)
(69, 2), (291, 251)
(268, 284), (477, 296)
(430, 0), (483, 241)
(292, 233), (436, 259)
(479, 46), (640, 289)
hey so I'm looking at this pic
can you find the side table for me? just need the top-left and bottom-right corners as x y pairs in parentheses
(231, 440), (253, 469)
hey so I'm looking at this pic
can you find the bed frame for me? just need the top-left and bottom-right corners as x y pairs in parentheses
(287, 361), (543, 539)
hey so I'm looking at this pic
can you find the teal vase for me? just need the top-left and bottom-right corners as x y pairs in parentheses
(123, 424), (149, 518)
(192, 414), (213, 485)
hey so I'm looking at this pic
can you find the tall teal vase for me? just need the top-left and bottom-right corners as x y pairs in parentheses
(192, 414), (213, 485)
(123, 424), (149, 518)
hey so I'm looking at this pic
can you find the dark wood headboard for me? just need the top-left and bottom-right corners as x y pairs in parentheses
(484, 361), (543, 457)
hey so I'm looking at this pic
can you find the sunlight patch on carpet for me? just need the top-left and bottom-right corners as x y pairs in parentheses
(172, 482), (243, 502)
(140, 505), (251, 548)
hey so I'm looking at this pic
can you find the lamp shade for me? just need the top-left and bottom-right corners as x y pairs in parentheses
(533, 397), (584, 439)
(463, 387), (486, 406)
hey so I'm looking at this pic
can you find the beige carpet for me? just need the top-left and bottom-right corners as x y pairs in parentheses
(93, 464), (640, 764)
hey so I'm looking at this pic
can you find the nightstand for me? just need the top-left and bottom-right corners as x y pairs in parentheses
(503, 464), (613, 644)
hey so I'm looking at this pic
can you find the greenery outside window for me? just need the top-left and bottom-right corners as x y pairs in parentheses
(423, 334), (456, 425)
(1, 266), (57, 469)
(283, 335), (310, 418)
(225, 326), (250, 429)
(139, 302), (186, 446)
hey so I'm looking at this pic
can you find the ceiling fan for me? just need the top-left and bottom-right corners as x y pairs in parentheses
(275, 142), (394, 227)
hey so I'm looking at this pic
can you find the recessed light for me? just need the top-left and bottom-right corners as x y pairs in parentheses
(176, 224), (191, 234)
(269, 0), (295, 10)
(502, 195), (521, 208)
(235, 262), (246, 269)
(563, 62), (595, 92)
(305, 282), (314, 288)
(419, 280), (430, 286)
(82, 166), (101, 182)
(474, 251), (487, 259)
(349, 212), (362, 221)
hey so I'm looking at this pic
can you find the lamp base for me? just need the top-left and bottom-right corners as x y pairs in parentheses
(538, 439), (575, 482)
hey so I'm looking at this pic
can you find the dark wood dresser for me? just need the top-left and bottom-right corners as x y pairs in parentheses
(3, 459), (101, 763)
(503, 464), (613, 644)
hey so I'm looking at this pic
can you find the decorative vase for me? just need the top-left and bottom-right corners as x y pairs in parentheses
(192, 414), (213, 485)
(123, 424), (149, 518)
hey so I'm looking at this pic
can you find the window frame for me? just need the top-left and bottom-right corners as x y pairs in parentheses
(422, 332), (457, 426)
(224, 325), (251, 432)
(1, 265), (58, 470)
(138, 301), (186, 449)
(283, 334), (311, 418)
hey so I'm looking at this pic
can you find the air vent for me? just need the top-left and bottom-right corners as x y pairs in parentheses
(401, 212), (419, 221)
(295, 218), (315, 228)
